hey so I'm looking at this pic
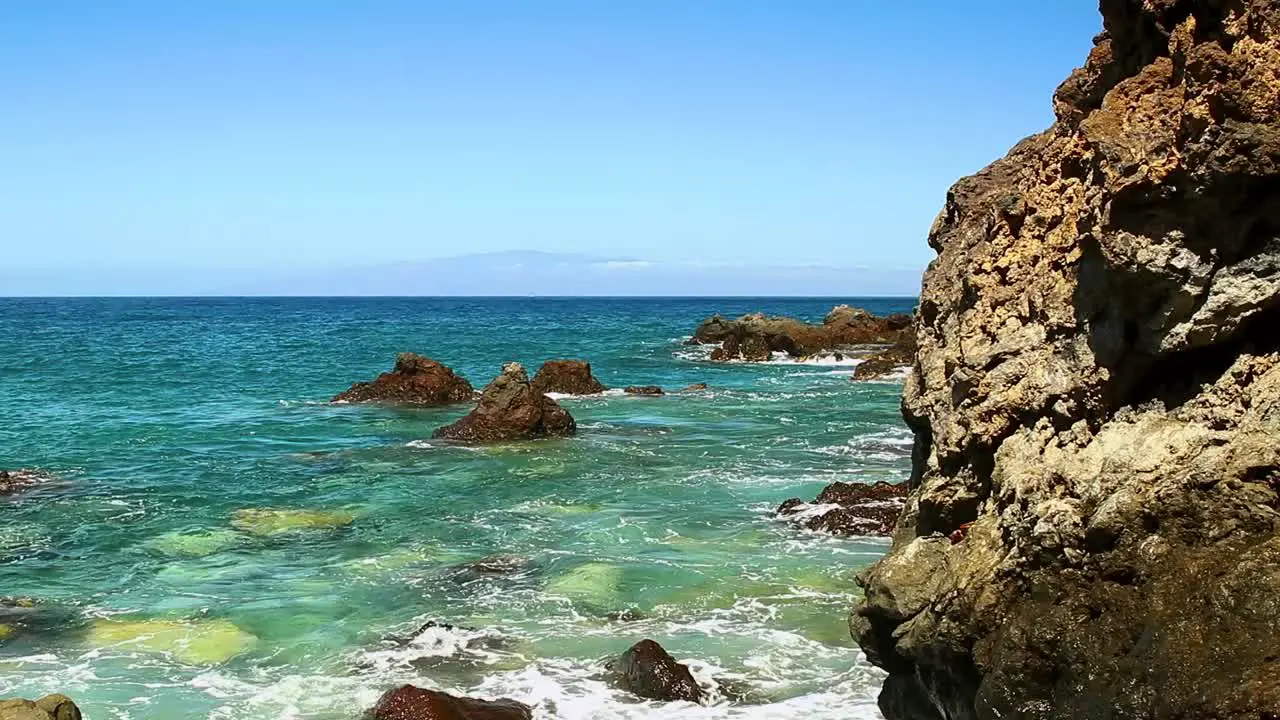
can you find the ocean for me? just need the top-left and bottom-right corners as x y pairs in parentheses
(0, 296), (915, 719)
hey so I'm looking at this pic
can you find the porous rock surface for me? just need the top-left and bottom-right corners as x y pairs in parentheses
(333, 353), (475, 406)
(529, 359), (607, 396)
(852, 2), (1280, 718)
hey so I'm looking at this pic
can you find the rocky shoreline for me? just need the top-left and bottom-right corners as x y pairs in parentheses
(852, 1), (1280, 717)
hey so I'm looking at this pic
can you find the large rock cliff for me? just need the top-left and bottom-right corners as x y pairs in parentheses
(852, 1), (1280, 718)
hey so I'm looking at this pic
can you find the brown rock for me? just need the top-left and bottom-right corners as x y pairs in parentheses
(365, 685), (530, 720)
(613, 639), (706, 703)
(529, 360), (607, 396)
(777, 481), (907, 536)
(851, 327), (918, 381)
(0, 695), (81, 720)
(432, 363), (575, 442)
(680, 383), (708, 392)
(696, 306), (910, 362)
(854, 2), (1280, 718)
(0, 470), (49, 495)
(334, 354), (474, 406)
(623, 385), (664, 396)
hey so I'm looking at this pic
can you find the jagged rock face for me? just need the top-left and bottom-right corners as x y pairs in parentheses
(432, 363), (576, 442)
(333, 353), (475, 406)
(853, 2), (1280, 719)
(529, 359), (607, 396)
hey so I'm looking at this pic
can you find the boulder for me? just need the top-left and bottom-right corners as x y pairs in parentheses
(623, 385), (664, 396)
(612, 639), (706, 703)
(334, 353), (474, 406)
(365, 685), (530, 720)
(777, 481), (907, 536)
(851, 327), (918, 381)
(432, 363), (575, 442)
(0, 695), (81, 720)
(695, 307), (910, 362)
(0, 470), (49, 495)
(529, 360), (607, 396)
(854, 2), (1280, 718)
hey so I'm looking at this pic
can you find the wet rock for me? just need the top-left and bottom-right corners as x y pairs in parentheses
(365, 685), (531, 720)
(0, 695), (81, 720)
(695, 306), (911, 362)
(529, 359), (607, 396)
(230, 508), (354, 536)
(851, 327), (917, 381)
(680, 383), (708, 392)
(432, 363), (576, 442)
(777, 481), (907, 536)
(87, 617), (257, 665)
(334, 353), (475, 406)
(623, 385), (664, 395)
(854, 2), (1280, 718)
(449, 554), (529, 582)
(0, 470), (52, 495)
(612, 639), (706, 703)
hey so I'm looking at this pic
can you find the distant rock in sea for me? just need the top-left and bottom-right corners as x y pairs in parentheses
(333, 353), (475, 406)
(623, 385), (664, 396)
(694, 305), (910, 362)
(432, 363), (576, 442)
(777, 481), (906, 536)
(0, 470), (53, 495)
(529, 359), (607, 396)
(853, 1), (1280, 717)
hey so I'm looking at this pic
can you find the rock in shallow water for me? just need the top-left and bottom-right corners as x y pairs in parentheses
(612, 639), (706, 703)
(333, 353), (475, 406)
(86, 617), (257, 664)
(230, 508), (355, 536)
(623, 385), (664, 395)
(0, 470), (53, 495)
(0, 695), (81, 720)
(365, 685), (531, 720)
(529, 359), (607, 395)
(432, 363), (575, 442)
(853, 1), (1280, 717)
(778, 481), (906, 536)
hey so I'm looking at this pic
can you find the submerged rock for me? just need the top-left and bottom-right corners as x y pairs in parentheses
(365, 685), (531, 720)
(87, 617), (257, 664)
(777, 481), (906, 536)
(0, 470), (52, 495)
(230, 508), (354, 536)
(544, 562), (622, 608)
(529, 359), (607, 396)
(612, 639), (706, 703)
(0, 695), (81, 720)
(623, 385), (664, 396)
(432, 363), (576, 442)
(145, 529), (243, 558)
(333, 353), (475, 406)
(695, 306), (910, 362)
(854, 2), (1280, 718)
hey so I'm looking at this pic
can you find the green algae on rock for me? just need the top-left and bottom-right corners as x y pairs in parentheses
(543, 562), (623, 608)
(230, 508), (355, 537)
(87, 617), (258, 665)
(146, 529), (244, 558)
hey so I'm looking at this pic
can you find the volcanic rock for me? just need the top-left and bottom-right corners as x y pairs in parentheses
(0, 695), (81, 720)
(777, 481), (907, 536)
(851, 327), (918, 381)
(334, 354), (475, 406)
(853, 2), (1280, 718)
(529, 360), (607, 396)
(612, 639), (706, 703)
(364, 685), (531, 720)
(623, 385), (664, 395)
(432, 363), (575, 442)
(695, 306), (910, 362)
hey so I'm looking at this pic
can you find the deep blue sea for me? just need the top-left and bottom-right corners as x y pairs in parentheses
(0, 297), (914, 719)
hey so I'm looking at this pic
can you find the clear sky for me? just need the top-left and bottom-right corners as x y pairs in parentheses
(0, 1), (1101, 294)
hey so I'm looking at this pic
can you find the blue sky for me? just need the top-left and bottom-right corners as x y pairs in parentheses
(0, 1), (1100, 294)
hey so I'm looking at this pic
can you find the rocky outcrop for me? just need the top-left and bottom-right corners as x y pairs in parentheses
(623, 385), (664, 395)
(853, 2), (1280, 719)
(611, 639), (706, 703)
(432, 363), (575, 442)
(529, 360), (607, 396)
(364, 685), (530, 720)
(778, 481), (907, 536)
(334, 353), (475, 406)
(0, 695), (81, 720)
(852, 327), (918, 381)
(695, 306), (910, 362)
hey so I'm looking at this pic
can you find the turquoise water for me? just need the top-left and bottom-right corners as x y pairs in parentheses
(0, 297), (913, 719)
